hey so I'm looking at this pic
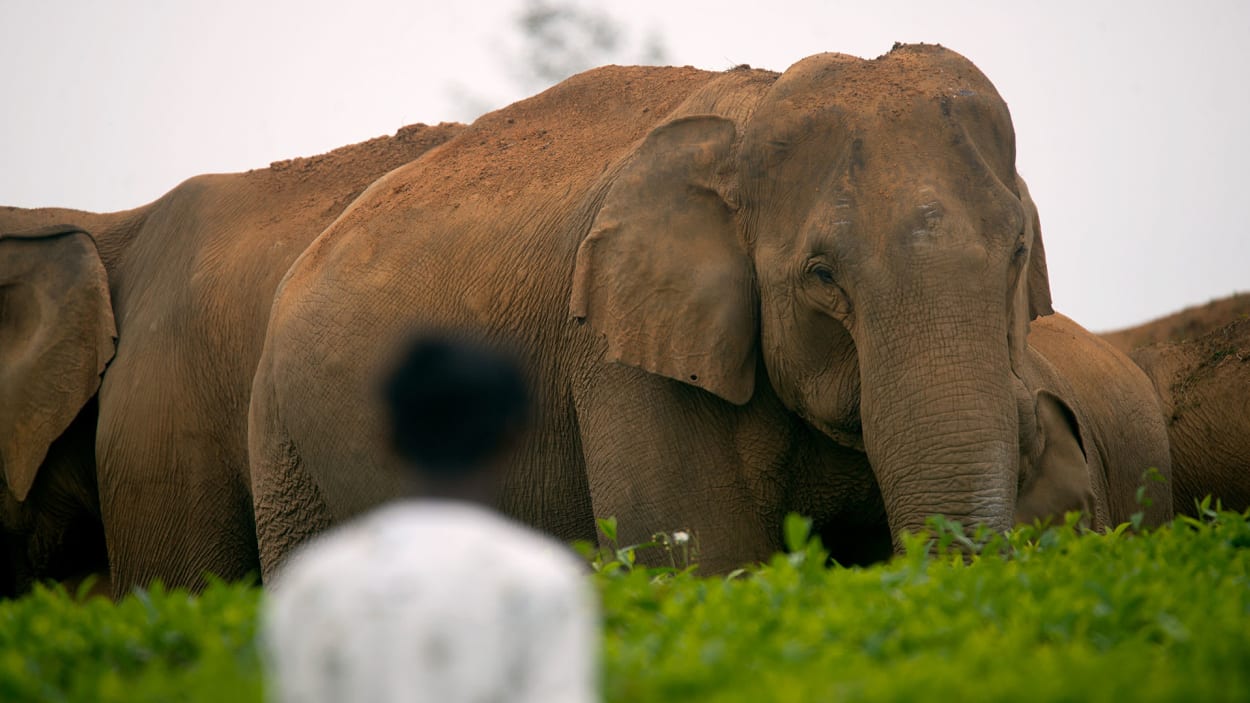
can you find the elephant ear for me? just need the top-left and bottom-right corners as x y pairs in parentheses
(0, 226), (116, 502)
(1009, 176), (1055, 359)
(1018, 176), (1054, 321)
(1015, 390), (1095, 526)
(570, 116), (757, 405)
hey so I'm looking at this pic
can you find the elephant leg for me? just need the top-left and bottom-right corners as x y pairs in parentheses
(496, 390), (597, 545)
(96, 447), (260, 595)
(573, 364), (780, 574)
(248, 354), (336, 582)
(97, 460), (259, 595)
(95, 373), (261, 596)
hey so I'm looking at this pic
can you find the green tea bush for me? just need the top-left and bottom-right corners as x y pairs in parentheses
(0, 579), (263, 702)
(2, 507), (1248, 702)
(600, 508), (1250, 702)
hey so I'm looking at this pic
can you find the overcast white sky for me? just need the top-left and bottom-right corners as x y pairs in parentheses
(2, 0), (1246, 330)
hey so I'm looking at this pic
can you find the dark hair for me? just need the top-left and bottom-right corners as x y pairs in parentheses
(383, 334), (529, 477)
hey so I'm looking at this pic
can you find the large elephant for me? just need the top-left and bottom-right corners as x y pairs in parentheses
(250, 45), (1172, 576)
(1104, 295), (1250, 513)
(0, 122), (463, 597)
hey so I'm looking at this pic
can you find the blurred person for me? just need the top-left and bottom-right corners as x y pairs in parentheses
(263, 334), (600, 703)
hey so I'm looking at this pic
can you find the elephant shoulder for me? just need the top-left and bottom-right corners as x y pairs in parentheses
(1027, 312), (1173, 525)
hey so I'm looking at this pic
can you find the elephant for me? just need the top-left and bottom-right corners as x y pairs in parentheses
(0, 122), (464, 597)
(1103, 293), (1250, 352)
(1103, 295), (1250, 514)
(249, 44), (1172, 577)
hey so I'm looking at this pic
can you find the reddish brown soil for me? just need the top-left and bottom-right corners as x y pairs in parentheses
(263, 122), (465, 183)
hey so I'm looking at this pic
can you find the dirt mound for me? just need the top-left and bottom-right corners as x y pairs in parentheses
(1103, 293), (1250, 352)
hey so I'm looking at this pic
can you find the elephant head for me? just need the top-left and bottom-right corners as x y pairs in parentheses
(0, 223), (115, 590)
(572, 45), (1057, 543)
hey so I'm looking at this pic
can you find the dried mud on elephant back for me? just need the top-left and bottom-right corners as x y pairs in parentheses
(1103, 293), (1250, 352)
(1161, 317), (1250, 420)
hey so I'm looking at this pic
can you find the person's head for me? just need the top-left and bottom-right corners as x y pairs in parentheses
(383, 334), (530, 500)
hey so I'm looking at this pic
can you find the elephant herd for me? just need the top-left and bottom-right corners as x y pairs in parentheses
(2, 44), (1246, 598)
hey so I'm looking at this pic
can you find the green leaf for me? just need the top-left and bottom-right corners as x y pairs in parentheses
(598, 516), (619, 543)
(783, 513), (813, 554)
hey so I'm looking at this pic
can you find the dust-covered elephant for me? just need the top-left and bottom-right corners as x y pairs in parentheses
(250, 45), (1171, 576)
(1104, 293), (1250, 351)
(1104, 295), (1250, 513)
(0, 122), (463, 597)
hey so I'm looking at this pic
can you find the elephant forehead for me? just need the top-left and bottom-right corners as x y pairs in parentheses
(747, 47), (1014, 172)
(773, 44), (1004, 111)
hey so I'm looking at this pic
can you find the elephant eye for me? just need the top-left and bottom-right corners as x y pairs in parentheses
(806, 261), (852, 321)
(810, 263), (836, 285)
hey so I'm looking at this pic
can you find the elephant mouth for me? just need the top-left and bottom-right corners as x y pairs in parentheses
(810, 417), (865, 453)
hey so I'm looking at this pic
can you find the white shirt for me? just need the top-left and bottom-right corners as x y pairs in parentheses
(263, 501), (600, 703)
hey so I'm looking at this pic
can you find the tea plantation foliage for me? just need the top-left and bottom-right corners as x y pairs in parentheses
(3, 507), (1248, 702)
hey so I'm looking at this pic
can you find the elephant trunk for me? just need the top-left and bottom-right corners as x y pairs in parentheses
(855, 304), (1019, 547)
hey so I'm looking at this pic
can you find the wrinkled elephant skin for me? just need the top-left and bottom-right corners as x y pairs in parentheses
(250, 45), (1173, 576)
(1104, 295), (1250, 514)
